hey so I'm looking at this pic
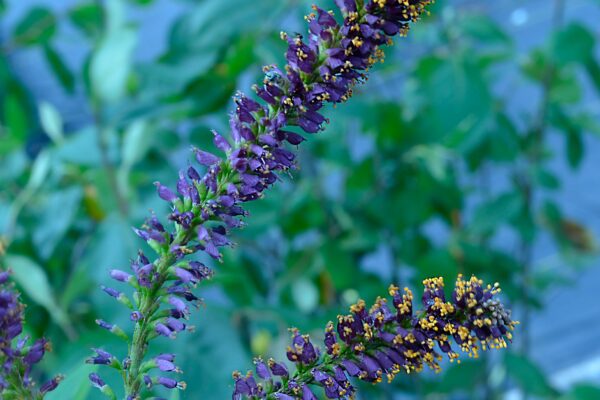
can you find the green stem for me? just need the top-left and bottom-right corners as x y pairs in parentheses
(519, 0), (565, 356)
(93, 107), (130, 217)
(124, 253), (175, 397)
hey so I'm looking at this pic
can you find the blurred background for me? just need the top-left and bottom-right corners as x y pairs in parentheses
(1, 0), (599, 399)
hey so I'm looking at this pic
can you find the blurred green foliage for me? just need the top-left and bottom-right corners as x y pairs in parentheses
(0, 0), (599, 399)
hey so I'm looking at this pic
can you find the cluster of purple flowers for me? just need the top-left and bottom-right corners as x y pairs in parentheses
(92, 0), (434, 398)
(232, 275), (518, 399)
(0, 270), (62, 399)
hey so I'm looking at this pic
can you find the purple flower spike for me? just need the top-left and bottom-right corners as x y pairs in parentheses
(232, 275), (517, 399)
(94, 0), (438, 398)
(0, 270), (62, 396)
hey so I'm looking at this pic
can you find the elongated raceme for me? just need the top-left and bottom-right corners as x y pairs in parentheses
(91, 0), (434, 398)
(0, 270), (62, 399)
(232, 275), (517, 399)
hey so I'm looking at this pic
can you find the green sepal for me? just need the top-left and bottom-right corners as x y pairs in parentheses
(109, 325), (130, 342)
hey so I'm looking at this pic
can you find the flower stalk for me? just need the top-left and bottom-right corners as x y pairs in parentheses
(0, 270), (62, 399)
(90, 0), (434, 398)
(233, 275), (517, 399)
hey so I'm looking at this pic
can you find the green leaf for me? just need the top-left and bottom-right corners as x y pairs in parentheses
(38, 101), (64, 144)
(56, 127), (104, 167)
(459, 14), (511, 46)
(45, 362), (98, 400)
(504, 353), (558, 397)
(33, 187), (83, 260)
(521, 49), (548, 82)
(550, 68), (582, 104)
(322, 242), (357, 290)
(566, 127), (584, 169)
(415, 248), (458, 284)
(552, 23), (595, 65)
(43, 45), (75, 93)
(82, 213), (137, 281)
(541, 200), (562, 228)
(413, 55), (493, 145)
(5, 254), (72, 335)
(13, 7), (56, 46)
(165, 0), (284, 79)
(562, 384), (600, 400)
(121, 120), (149, 167)
(68, 2), (103, 38)
(89, 0), (136, 103)
(26, 150), (52, 191)
(534, 168), (560, 190)
(175, 305), (248, 400)
(404, 145), (453, 182)
(437, 359), (486, 392)
(548, 105), (585, 169)
(3, 91), (29, 143)
(584, 57), (600, 97)
(471, 192), (523, 235)
(487, 112), (520, 162)
(168, 0), (276, 54)
(291, 278), (319, 313)
(90, 27), (136, 103)
(573, 111), (600, 137)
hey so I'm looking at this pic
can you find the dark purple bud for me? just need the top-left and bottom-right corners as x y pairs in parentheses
(156, 323), (174, 338)
(285, 131), (306, 145)
(254, 358), (270, 380)
(24, 339), (48, 365)
(177, 171), (191, 197)
(268, 359), (288, 377)
(194, 148), (221, 166)
(168, 296), (188, 313)
(130, 311), (142, 321)
(213, 130), (232, 152)
(95, 319), (114, 331)
(302, 384), (318, 400)
(40, 375), (63, 393)
(273, 394), (294, 400)
(89, 373), (106, 389)
(110, 269), (131, 282)
(144, 375), (153, 388)
(156, 357), (180, 372)
(157, 376), (183, 389)
(166, 317), (186, 333)
(154, 182), (178, 202)
(157, 353), (176, 362)
(187, 165), (201, 181)
(101, 285), (121, 299)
